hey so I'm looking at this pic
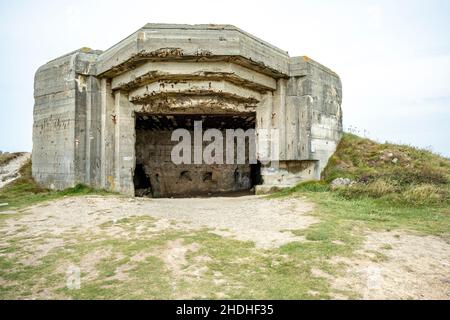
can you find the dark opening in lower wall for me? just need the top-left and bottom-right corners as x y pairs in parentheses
(133, 164), (152, 197)
(133, 113), (260, 198)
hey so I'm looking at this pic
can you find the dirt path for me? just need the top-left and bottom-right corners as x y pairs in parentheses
(1, 195), (317, 249)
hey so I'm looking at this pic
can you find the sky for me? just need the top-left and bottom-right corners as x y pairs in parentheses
(0, 0), (449, 156)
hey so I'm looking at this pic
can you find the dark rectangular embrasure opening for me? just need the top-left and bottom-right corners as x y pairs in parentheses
(133, 113), (261, 198)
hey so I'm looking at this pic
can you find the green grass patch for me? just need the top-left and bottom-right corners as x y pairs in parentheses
(280, 189), (450, 239)
(0, 160), (114, 212)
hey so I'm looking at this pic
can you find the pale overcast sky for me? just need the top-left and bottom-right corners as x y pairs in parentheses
(0, 0), (449, 156)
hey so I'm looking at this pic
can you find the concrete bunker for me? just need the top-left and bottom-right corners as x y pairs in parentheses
(32, 24), (343, 196)
(134, 113), (261, 197)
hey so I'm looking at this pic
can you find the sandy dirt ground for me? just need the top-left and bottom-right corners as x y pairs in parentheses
(0, 153), (30, 189)
(0, 195), (317, 249)
(1, 195), (449, 299)
(331, 231), (450, 300)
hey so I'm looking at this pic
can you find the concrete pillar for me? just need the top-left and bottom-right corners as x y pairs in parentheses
(88, 77), (102, 187)
(114, 91), (135, 196)
(256, 92), (273, 162)
(100, 79), (116, 190)
(74, 75), (88, 185)
(272, 79), (287, 160)
(85, 77), (92, 185)
(285, 96), (299, 160)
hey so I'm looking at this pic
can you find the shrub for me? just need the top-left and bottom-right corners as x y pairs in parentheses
(388, 165), (448, 186)
(401, 184), (449, 206)
(366, 180), (399, 198)
(334, 180), (398, 200)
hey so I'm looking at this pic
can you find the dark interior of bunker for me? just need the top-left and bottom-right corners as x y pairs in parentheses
(134, 113), (261, 198)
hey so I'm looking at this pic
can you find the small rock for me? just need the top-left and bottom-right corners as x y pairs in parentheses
(331, 177), (353, 187)
(392, 158), (399, 164)
(380, 152), (394, 161)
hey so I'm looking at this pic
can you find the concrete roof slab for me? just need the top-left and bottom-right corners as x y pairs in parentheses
(96, 24), (290, 78)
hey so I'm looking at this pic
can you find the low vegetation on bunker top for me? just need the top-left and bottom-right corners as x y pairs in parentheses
(323, 133), (450, 185)
(283, 133), (450, 207)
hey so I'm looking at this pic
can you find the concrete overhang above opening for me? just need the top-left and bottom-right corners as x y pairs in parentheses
(111, 61), (277, 92)
(133, 95), (258, 115)
(96, 24), (290, 78)
(129, 80), (262, 104)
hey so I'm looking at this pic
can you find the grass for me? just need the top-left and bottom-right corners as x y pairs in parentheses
(0, 160), (113, 212)
(291, 187), (450, 237)
(320, 133), (450, 206)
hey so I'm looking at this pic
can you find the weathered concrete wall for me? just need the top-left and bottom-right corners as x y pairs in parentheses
(32, 48), (101, 189)
(288, 56), (343, 177)
(255, 56), (342, 191)
(260, 160), (318, 190)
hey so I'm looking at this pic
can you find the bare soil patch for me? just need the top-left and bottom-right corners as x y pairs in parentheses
(2, 195), (317, 250)
(331, 231), (450, 299)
